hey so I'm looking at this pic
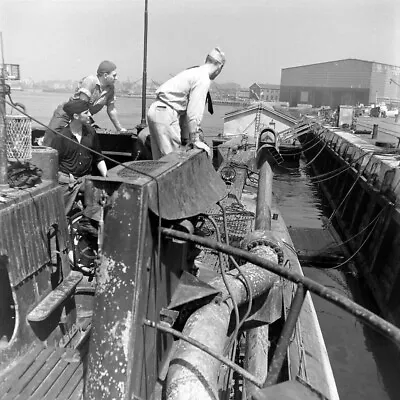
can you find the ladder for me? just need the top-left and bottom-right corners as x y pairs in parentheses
(254, 102), (262, 141)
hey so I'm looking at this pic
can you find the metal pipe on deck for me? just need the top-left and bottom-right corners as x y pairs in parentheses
(245, 153), (274, 397)
(255, 158), (272, 231)
(165, 246), (280, 400)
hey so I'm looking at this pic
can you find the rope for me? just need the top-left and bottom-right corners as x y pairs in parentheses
(324, 208), (383, 270)
(325, 157), (372, 226)
(283, 141), (327, 172)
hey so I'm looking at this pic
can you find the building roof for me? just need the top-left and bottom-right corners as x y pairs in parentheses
(251, 83), (280, 90)
(282, 58), (400, 70)
(224, 102), (297, 125)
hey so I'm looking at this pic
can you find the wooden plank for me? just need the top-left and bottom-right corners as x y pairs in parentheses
(28, 351), (78, 400)
(13, 348), (65, 400)
(2, 347), (54, 400)
(42, 350), (82, 400)
(0, 345), (44, 395)
(55, 364), (84, 400)
(27, 271), (83, 322)
(68, 379), (83, 400)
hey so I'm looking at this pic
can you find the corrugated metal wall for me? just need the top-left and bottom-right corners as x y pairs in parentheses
(370, 63), (400, 104)
(280, 86), (369, 108)
(280, 59), (373, 88)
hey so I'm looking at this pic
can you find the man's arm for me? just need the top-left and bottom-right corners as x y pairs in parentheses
(107, 103), (126, 133)
(97, 160), (107, 177)
(186, 75), (210, 141)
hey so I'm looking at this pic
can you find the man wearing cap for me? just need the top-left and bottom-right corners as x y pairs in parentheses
(147, 47), (226, 159)
(51, 99), (107, 235)
(43, 60), (126, 146)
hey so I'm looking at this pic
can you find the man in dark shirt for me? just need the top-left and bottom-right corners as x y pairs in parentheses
(51, 99), (107, 232)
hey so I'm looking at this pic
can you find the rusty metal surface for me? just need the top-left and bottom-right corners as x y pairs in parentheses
(85, 174), (192, 399)
(109, 150), (227, 220)
(117, 160), (167, 178)
(0, 182), (69, 287)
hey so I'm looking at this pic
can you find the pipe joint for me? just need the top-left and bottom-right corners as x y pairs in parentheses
(242, 230), (285, 266)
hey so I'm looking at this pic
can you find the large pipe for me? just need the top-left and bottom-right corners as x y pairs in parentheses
(165, 245), (280, 400)
(255, 158), (272, 231)
(246, 154), (273, 396)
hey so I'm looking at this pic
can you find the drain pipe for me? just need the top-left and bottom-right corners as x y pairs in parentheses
(165, 246), (279, 400)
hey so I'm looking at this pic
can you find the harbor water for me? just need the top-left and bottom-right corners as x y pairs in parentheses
(9, 91), (400, 400)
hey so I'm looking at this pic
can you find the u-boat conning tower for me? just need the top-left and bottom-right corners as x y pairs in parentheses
(83, 146), (341, 400)
(84, 150), (229, 399)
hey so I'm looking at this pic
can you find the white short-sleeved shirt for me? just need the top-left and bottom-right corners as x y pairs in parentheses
(156, 66), (211, 135)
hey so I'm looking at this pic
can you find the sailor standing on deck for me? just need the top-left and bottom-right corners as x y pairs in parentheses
(147, 47), (226, 159)
(43, 60), (126, 146)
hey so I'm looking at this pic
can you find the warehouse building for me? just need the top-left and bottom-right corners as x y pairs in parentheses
(249, 83), (280, 102)
(280, 59), (400, 108)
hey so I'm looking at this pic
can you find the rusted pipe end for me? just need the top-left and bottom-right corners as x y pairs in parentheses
(242, 230), (285, 266)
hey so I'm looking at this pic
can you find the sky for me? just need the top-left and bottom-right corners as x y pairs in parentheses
(0, 0), (399, 87)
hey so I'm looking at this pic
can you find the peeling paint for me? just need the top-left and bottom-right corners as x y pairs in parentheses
(121, 311), (132, 359)
(122, 187), (131, 200)
(97, 256), (116, 293)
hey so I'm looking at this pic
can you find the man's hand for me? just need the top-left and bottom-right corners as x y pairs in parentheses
(192, 141), (211, 158)
(118, 128), (128, 133)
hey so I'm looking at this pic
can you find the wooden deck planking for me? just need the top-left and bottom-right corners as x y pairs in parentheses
(42, 352), (83, 400)
(13, 348), (65, 400)
(28, 348), (82, 400)
(0, 345), (44, 395)
(1, 347), (54, 400)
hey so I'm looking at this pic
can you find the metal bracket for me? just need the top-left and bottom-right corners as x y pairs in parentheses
(167, 271), (221, 310)
(160, 308), (180, 327)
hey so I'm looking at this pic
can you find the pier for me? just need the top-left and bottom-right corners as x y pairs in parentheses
(295, 117), (400, 326)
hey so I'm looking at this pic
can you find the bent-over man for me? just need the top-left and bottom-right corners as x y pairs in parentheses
(147, 47), (226, 159)
(43, 60), (126, 146)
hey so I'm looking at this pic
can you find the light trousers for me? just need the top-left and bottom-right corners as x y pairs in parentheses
(147, 101), (182, 160)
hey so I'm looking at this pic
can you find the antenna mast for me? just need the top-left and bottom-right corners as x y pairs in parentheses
(0, 32), (8, 187)
(140, 0), (148, 127)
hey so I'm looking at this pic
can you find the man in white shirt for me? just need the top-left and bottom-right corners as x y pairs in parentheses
(147, 47), (226, 159)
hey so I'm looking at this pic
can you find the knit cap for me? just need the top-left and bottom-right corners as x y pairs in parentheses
(97, 60), (117, 75)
